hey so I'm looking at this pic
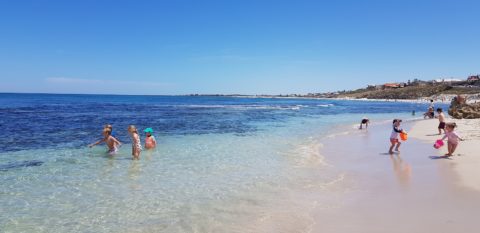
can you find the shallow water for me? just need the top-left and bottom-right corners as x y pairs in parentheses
(0, 94), (449, 232)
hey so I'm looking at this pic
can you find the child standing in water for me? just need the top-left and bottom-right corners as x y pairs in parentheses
(436, 108), (446, 135)
(389, 119), (405, 154)
(144, 128), (157, 149)
(442, 123), (464, 156)
(89, 128), (122, 155)
(128, 125), (142, 159)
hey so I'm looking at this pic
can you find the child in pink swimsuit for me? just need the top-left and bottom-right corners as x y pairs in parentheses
(441, 122), (464, 156)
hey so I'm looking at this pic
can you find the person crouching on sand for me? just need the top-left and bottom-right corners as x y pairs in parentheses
(89, 128), (122, 155)
(359, 118), (370, 129)
(128, 125), (142, 160)
(389, 119), (405, 154)
(442, 123), (464, 156)
(144, 127), (157, 149)
(436, 108), (446, 135)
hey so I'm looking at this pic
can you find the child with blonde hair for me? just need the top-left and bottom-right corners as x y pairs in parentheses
(89, 128), (122, 155)
(128, 125), (142, 159)
(442, 123), (464, 156)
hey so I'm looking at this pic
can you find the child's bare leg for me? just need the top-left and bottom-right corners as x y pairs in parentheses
(133, 149), (140, 160)
(450, 143), (458, 155)
(395, 141), (401, 152)
(389, 142), (395, 154)
(445, 143), (453, 156)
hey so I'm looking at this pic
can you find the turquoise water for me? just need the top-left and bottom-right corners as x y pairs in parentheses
(0, 94), (447, 232)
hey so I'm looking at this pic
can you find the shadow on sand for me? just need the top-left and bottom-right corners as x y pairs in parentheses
(429, 155), (453, 160)
(425, 134), (441, 137)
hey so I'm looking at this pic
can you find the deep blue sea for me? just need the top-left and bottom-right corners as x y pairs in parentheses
(0, 93), (448, 232)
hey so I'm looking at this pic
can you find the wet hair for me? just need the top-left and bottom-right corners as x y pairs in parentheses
(430, 99), (434, 102)
(445, 122), (457, 129)
(393, 119), (402, 124)
(103, 128), (112, 135)
(128, 125), (138, 133)
(104, 124), (113, 130)
(436, 108), (443, 112)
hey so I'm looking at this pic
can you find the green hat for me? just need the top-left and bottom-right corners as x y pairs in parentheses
(144, 128), (154, 133)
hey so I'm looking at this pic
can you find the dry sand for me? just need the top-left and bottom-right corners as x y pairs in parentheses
(409, 118), (480, 192)
(311, 119), (480, 233)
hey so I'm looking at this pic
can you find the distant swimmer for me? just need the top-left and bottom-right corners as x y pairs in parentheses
(89, 127), (122, 155)
(359, 118), (370, 129)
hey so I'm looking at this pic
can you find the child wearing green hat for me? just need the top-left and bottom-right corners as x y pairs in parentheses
(144, 128), (157, 149)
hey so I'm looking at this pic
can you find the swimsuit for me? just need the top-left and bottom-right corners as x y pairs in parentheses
(442, 131), (461, 145)
(107, 147), (118, 155)
(390, 125), (402, 141)
(361, 119), (368, 124)
(438, 122), (446, 129)
(133, 135), (142, 152)
(145, 135), (155, 148)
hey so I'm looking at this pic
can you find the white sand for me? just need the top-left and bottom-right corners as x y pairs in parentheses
(310, 119), (480, 233)
(409, 118), (480, 192)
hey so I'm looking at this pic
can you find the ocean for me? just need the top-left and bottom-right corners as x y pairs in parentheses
(0, 94), (448, 232)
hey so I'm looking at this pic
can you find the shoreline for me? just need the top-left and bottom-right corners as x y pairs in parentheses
(311, 118), (480, 232)
(3, 92), (479, 104)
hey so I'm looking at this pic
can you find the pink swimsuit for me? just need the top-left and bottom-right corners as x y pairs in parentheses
(442, 131), (461, 144)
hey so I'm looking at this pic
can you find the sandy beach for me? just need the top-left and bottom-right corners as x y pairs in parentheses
(311, 118), (480, 233)
(409, 118), (480, 192)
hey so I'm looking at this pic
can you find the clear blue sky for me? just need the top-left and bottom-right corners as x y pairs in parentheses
(1, 0), (479, 95)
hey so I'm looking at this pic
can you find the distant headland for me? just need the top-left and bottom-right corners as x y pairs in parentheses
(187, 74), (480, 102)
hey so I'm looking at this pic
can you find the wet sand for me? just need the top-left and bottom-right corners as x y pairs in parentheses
(312, 119), (480, 233)
(409, 118), (480, 192)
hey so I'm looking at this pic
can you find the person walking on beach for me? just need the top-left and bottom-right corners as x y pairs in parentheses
(128, 125), (142, 159)
(436, 108), (446, 135)
(144, 128), (157, 149)
(359, 118), (370, 129)
(389, 119), (405, 154)
(442, 123), (464, 156)
(89, 128), (122, 155)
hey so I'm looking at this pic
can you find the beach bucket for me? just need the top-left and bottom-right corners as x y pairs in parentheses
(433, 139), (444, 149)
(400, 132), (408, 141)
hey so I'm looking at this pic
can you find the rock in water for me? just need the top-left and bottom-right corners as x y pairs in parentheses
(449, 95), (480, 119)
(0, 160), (44, 171)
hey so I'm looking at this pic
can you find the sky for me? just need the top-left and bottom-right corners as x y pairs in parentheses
(0, 0), (479, 95)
